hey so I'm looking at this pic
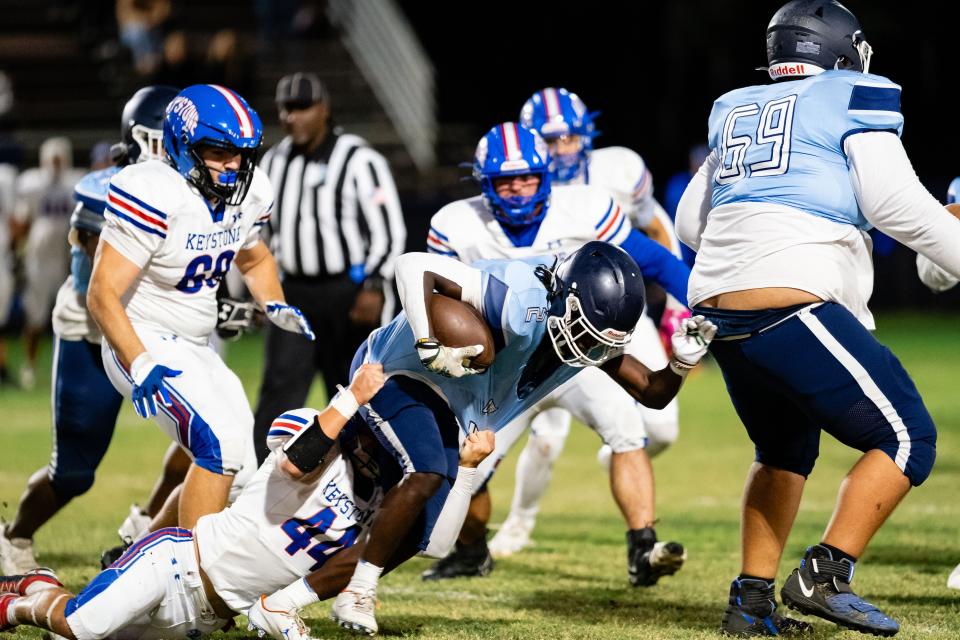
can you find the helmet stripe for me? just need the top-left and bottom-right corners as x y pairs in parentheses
(500, 123), (521, 161)
(211, 84), (253, 138)
(543, 88), (561, 118)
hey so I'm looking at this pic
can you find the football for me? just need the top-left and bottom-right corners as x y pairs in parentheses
(428, 294), (496, 370)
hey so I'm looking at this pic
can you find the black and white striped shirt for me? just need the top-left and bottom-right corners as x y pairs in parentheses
(260, 131), (406, 281)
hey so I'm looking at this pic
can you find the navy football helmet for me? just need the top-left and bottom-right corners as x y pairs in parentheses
(520, 88), (598, 183)
(766, 0), (872, 80)
(543, 241), (646, 367)
(473, 122), (551, 226)
(118, 85), (179, 164)
(163, 84), (263, 206)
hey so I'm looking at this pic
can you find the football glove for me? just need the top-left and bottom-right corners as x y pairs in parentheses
(265, 301), (315, 341)
(129, 353), (182, 418)
(416, 338), (484, 378)
(216, 296), (260, 341)
(669, 315), (717, 375)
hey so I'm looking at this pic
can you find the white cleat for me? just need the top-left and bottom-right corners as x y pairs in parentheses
(247, 595), (313, 640)
(117, 504), (151, 545)
(19, 365), (35, 391)
(948, 563), (960, 590)
(488, 515), (535, 558)
(0, 527), (39, 575)
(331, 589), (378, 636)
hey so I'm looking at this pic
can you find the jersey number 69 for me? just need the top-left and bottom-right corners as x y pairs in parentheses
(175, 250), (235, 293)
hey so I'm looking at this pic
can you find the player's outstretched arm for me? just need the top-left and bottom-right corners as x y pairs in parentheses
(236, 240), (314, 341)
(916, 203), (960, 293)
(602, 315), (716, 408)
(278, 364), (385, 481)
(395, 252), (486, 377)
(420, 429), (496, 559)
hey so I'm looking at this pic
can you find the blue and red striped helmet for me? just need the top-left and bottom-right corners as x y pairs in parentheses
(163, 84), (263, 206)
(520, 87), (598, 183)
(472, 122), (551, 227)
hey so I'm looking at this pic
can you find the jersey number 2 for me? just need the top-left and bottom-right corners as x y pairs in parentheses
(716, 95), (797, 185)
(175, 250), (235, 293)
(282, 506), (363, 571)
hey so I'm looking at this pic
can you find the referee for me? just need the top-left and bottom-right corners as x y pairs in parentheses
(252, 72), (406, 463)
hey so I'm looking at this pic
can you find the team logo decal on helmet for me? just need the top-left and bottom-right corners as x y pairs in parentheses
(473, 122), (552, 227)
(765, 0), (872, 80)
(163, 84), (263, 207)
(520, 87), (598, 183)
(543, 241), (646, 367)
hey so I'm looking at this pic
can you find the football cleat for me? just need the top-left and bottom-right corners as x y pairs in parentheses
(720, 577), (813, 636)
(117, 504), (151, 546)
(0, 567), (62, 596)
(0, 528), (38, 575)
(331, 588), (378, 636)
(0, 593), (18, 632)
(627, 528), (686, 587)
(488, 515), (535, 558)
(100, 541), (132, 570)
(247, 594), (313, 640)
(421, 539), (493, 581)
(781, 544), (899, 636)
(947, 562), (960, 590)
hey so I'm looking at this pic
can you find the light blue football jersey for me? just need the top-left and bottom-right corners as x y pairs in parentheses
(364, 256), (580, 433)
(947, 177), (960, 204)
(708, 70), (903, 229)
(74, 165), (120, 215)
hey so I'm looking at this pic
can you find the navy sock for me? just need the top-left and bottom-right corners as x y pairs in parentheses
(738, 574), (775, 585)
(819, 542), (858, 564)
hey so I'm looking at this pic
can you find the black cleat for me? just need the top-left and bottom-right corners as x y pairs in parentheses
(720, 577), (813, 636)
(627, 528), (686, 587)
(421, 539), (493, 581)
(781, 545), (899, 637)
(99, 542), (131, 569)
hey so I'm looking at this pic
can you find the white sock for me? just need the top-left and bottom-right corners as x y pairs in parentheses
(4, 597), (18, 625)
(264, 578), (319, 611)
(345, 560), (383, 593)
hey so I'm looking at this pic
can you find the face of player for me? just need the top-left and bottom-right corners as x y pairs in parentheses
(279, 101), (330, 148)
(198, 145), (242, 185)
(493, 173), (541, 199)
(546, 134), (583, 157)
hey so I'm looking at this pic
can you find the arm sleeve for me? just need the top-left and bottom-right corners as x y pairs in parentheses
(353, 149), (407, 281)
(675, 152), (717, 252)
(100, 176), (167, 268)
(846, 132), (960, 279)
(419, 466), (478, 559)
(617, 229), (691, 305)
(264, 408), (321, 453)
(394, 252), (484, 340)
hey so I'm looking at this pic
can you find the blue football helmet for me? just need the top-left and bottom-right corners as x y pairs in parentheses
(543, 241), (646, 367)
(473, 122), (551, 226)
(519, 87), (598, 183)
(163, 84), (263, 206)
(766, 1), (872, 80)
(119, 85), (180, 164)
(947, 177), (960, 205)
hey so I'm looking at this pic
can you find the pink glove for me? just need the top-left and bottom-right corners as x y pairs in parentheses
(659, 303), (691, 356)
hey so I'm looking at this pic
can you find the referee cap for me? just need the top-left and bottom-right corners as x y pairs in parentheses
(276, 72), (329, 110)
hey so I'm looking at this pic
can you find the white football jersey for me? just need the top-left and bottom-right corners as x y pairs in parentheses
(583, 146), (655, 228)
(195, 432), (383, 611)
(16, 167), (83, 261)
(101, 160), (272, 343)
(51, 276), (101, 342)
(427, 184), (628, 262)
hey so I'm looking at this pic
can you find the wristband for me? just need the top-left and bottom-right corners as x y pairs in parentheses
(330, 388), (361, 418)
(129, 352), (156, 384)
(669, 357), (696, 377)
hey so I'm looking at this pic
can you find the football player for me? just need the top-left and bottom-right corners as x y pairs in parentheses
(0, 363), (496, 640)
(676, 0), (960, 635)
(0, 161), (16, 385)
(13, 137), (85, 388)
(87, 84), (313, 531)
(422, 123), (692, 587)
(0, 86), (181, 575)
(484, 89), (690, 564)
(305, 242), (715, 635)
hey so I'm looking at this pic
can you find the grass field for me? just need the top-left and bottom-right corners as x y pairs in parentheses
(1, 312), (958, 639)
